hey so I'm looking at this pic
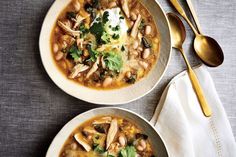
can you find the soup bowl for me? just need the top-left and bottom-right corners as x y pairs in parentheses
(39, 0), (171, 104)
(46, 107), (168, 157)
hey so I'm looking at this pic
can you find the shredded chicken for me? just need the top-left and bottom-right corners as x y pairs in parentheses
(106, 119), (118, 150)
(69, 64), (89, 79)
(74, 133), (91, 152)
(58, 21), (81, 37)
(86, 56), (100, 79)
(130, 14), (142, 38)
(120, 0), (130, 18)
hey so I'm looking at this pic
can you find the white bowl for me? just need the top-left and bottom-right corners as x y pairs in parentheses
(46, 107), (168, 157)
(39, 0), (171, 105)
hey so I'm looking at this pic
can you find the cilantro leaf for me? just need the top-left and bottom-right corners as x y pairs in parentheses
(68, 43), (82, 61)
(119, 146), (136, 157)
(103, 52), (123, 72)
(90, 22), (104, 44)
(101, 32), (111, 43)
(87, 44), (98, 62)
(79, 23), (89, 38)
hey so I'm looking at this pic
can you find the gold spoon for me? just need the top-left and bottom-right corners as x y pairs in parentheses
(167, 13), (212, 117)
(170, 0), (224, 67)
(185, 0), (202, 34)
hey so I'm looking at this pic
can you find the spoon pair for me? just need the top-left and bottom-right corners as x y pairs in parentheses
(167, 13), (212, 117)
(170, 0), (224, 67)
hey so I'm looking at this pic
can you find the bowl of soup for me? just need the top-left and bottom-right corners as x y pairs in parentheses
(46, 107), (168, 157)
(39, 0), (171, 104)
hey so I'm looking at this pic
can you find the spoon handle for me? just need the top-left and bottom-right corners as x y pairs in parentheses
(170, 0), (198, 35)
(188, 68), (212, 117)
(179, 49), (212, 117)
(186, 0), (203, 34)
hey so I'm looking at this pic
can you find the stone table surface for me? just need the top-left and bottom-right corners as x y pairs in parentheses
(0, 0), (235, 156)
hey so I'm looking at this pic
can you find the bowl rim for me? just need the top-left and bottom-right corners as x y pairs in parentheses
(45, 107), (169, 157)
(39, 0), (172, 105)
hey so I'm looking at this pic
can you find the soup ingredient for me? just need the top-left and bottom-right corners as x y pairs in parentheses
(131, 14), (142, 38)
(103, 52), (123, 72)
(119, 146), (136, 157)
(69, 64), (89, 79)
(57, 21), (80, 37)
(103, 77), (113, 87)
(118, 135), (127, 147)
(145, 25), (152, 35)
(142, 48), (151, 59)
(92, 116), (112, 125)
(86, 56), (100, 78)
(74, 133), (92, 152)
(106, 119), (118, 149)
(120, 0), (130, 18)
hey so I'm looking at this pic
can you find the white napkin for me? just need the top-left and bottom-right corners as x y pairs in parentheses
(150, 65), (236, 157)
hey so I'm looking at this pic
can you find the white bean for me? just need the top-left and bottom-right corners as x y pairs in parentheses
(142, 48), (150, 59)
(53, 43), (59, 53)
(118, 136), (126, 147)
(103, 77), (113, 87)
(70, 143), (78, 150)
(132, 40), (139, 50)
(136, 145), (144, 151)
(145, 25), (152, 35)
(130, 12), (137, 21)
(139, 139), (146, 149)
(139, 61), (149, 69)
(137, 46), (143, 52)
(55, 51), (64, 61)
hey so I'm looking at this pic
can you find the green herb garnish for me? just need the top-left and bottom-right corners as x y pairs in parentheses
(101, 32), (111, 43)
(79, 23), (89, 38)
(139, 19), (146, 30)
(119, 146), (136, 157)
(87, 44), (98, 62)
(66, 12), (76, 20)
(68, 43), (82, 61)
(112, 34), (120, 40)
(103, 52), (123, 72)
(102, 11), (109, 24)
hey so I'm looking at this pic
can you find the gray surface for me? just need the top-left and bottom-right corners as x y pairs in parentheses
(0, 0), (235, 156)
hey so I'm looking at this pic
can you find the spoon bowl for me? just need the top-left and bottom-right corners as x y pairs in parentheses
(170, 0), (224, 67)
(194, 35), (224, 67)
(167, 13), (212, 117)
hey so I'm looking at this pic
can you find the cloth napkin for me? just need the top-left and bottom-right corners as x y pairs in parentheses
(150, 65), (236, 157)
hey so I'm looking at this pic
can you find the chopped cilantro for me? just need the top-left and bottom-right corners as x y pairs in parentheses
(121, 45), (125, 51)
(68, 43), (82, 61)
(90, 22), (104, 44)
(119, 146), (136, 157)
(102, 11), (109, 24)
(112, 34), (120, 40)
(79, 23), (89, 38)
(103, 52), (123, 72)
(120, 16), (125, 19)
(112, 25), (120, 31)
(66, 12), (76, 20)
(139, 19), (146, 30)
(126, 75), (136, 84)
(101, 32), (111, 43)
(87, 44), (98, 62)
